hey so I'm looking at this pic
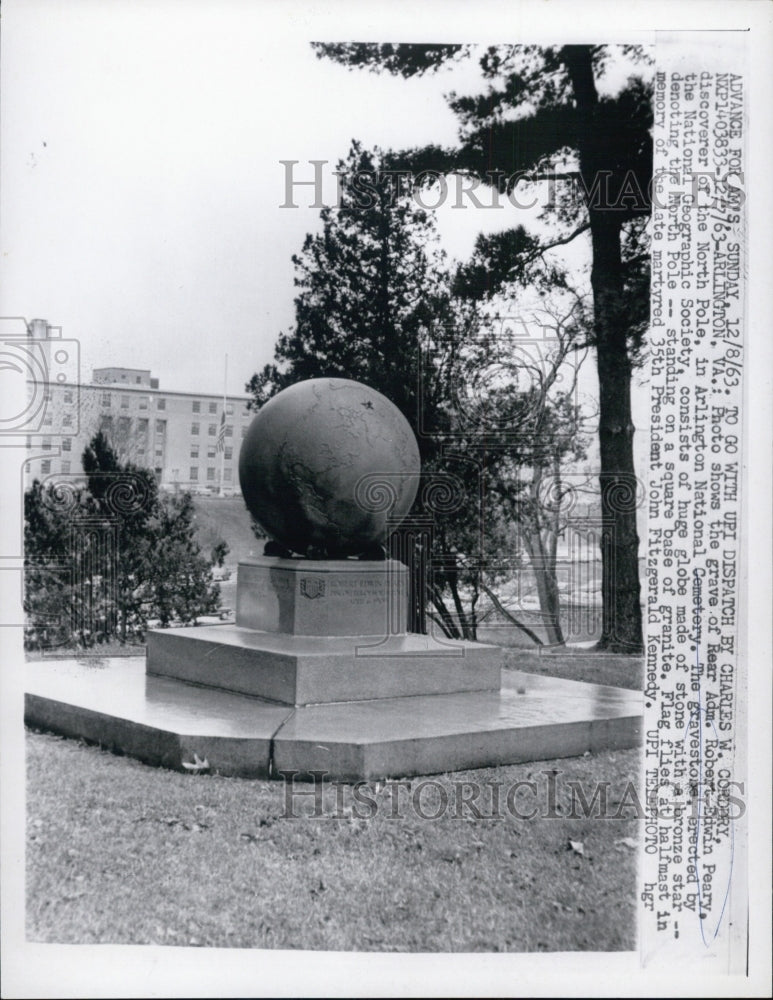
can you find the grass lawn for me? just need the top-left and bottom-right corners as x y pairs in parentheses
(25, 641), (145, 661)
(26, 727), (642, 952)
(502, 648), (644, 691)
(192, 495), (264, 564)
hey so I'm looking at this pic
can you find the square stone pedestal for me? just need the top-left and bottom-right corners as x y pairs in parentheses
(147, 558), (502, 705)
(24, 557), (643, 780)
(235, 557), (409, 636)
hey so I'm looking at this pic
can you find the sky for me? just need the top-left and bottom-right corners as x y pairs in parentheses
(1, 1), (648, 427)
(1, 3), (498, 397)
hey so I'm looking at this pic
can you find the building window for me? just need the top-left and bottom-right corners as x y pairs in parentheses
(191, 444), (199, 459)
(138, 418), (148, 433)
(190, 467), (198, 481)
(192, 401), (200, 413)
(118, 416), (131, 434)
(208, 424), (217, 436)
(62, 438), (71, 452)
(191, 422), (200, 435)
(43, 413), (52, 425)
(135, 375), (142, 384)
(156, 420), (166, 435)
(139, 397), (148, 410)
(61, 461), (71, 474)
(63, 413), (73, 427)
(102, 393), (111, 407)
(241, 426), (248, 438)
(224, 468), (232, 481)
(42, 437), (52, 450)
(207, 445), (216, 459)
(209, 401), (217, 414)
(226, 403), (234, 415)
(41, 460), (51, 473)
(157, 398), (166, 410)
(224, 446), (233, 460)
(225, 425), (233, 437)
(155, 447), (163, 458)
(121, 395), (129, 408)
(64, 389), (73, 403)
(207, 467), (215, 481)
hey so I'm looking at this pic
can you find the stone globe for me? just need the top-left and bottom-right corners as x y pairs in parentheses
(239, 378), (421, 558)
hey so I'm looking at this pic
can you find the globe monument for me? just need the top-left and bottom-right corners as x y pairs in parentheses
(239, 377), (420, 560)
(25, 377), (642, 781)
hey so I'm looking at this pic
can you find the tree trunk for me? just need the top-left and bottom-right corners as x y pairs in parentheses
(428, 585), (461, 638)
(589, 213), (643, 652)
(448, 574), (475, 640)
(521, 526), (565, 647)
(562, 45), (644, 654)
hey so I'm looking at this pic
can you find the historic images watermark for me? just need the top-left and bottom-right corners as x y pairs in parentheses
(278, 768), (746, 824)
(279, 160), (745, 213)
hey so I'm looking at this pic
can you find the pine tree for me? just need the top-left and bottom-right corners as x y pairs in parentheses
(247, 142), (590, 642)
(313, 43), (650, 652)
(143, 491), (222, 628)
(247, 142), (462, 458)
(247, 143), (471, 629)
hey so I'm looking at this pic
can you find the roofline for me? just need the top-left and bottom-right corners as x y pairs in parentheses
(26, 379), (252, 402)
(92, 366), (151, 375)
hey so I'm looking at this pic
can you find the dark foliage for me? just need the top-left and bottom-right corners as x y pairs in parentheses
(24, 433), (224, 649)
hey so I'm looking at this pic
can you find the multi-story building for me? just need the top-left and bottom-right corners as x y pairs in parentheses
(27, 363), (253, 496)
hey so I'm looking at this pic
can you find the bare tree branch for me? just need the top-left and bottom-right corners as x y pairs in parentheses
(480, 584), (545, 646)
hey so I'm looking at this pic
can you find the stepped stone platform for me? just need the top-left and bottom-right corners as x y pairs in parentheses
(24, 558), (642, 781)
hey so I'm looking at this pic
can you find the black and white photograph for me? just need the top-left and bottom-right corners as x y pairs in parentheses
(1, 2), (770, 997)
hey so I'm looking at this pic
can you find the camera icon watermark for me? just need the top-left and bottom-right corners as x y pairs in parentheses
(0, 317), (80, 437)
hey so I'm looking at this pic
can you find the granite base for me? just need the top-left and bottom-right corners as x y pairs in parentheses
(25, 658), (642, 781)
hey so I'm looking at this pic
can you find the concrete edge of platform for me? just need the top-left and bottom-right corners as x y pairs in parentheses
(25, 668), (642, 781)
(273, 714), (643, 782)
(24, 693), (275, 779)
